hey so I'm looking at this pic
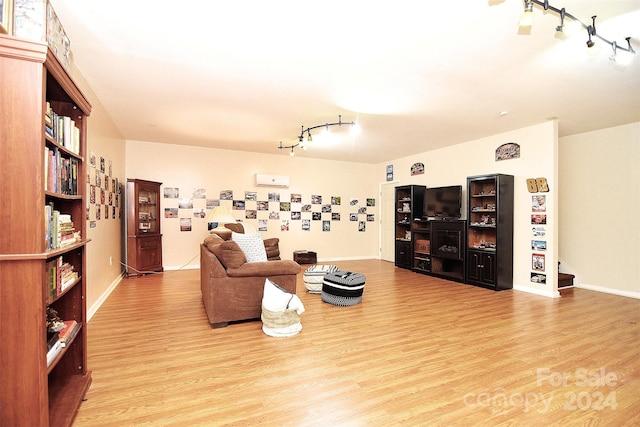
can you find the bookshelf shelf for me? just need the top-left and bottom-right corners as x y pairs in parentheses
(0, 35), (91, 426)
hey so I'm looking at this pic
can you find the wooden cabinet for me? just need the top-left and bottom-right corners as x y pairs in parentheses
(466, 174), (514, 290)
(394, 185), (425, 269)
(0, 35), (91, 427)
(126, 179), (163, 276)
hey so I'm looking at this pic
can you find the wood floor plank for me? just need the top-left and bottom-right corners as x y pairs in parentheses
(74, 260), (640, 426)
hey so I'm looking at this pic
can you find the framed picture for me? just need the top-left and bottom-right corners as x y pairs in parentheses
(532, 253), (545, 272)
(1, 0), (13, 34)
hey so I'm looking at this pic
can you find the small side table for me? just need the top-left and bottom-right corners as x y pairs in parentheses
(293, 250), (317, 264)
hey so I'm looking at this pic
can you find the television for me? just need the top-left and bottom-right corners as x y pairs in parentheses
(425, 185), (462, 220)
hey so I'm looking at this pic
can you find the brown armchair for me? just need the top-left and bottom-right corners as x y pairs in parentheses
(200, 234), (300, 328)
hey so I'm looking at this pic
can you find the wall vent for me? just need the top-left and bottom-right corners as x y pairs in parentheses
(255, 174), (290, 187)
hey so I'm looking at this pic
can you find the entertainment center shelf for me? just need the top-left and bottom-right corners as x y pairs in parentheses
(395, 175), (513, 289)
(394, 185), (425, 269)
(410, 219), (466, 282)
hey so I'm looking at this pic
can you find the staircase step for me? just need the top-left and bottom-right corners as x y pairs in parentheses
(558, 273), (575, 289)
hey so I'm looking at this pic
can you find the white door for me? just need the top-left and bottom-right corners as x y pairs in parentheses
(380, 183), (397, 262)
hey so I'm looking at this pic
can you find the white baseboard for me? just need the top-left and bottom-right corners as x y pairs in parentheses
(318, 256), (379, 262)
(513, 284), (561, 298)
(576, 283), (640, 300)
(163, 264), (200, 271)
(87, 272), (125, 321)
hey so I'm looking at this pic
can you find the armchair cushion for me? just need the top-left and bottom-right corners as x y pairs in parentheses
(209, 240), (246, 269)
(232, 232), (268, 263)
(263, 237), (281, 260)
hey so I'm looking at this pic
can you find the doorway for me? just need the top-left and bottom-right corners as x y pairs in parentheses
(380, 182), (397, 262)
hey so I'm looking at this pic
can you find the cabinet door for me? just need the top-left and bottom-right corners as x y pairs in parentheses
(482, 252), (495, 285)
(468, 250), (496, 286)
(395, 240), (411, 268)
(137, 236), (163, 271)
(467, 251), (484, 283)
(137, 183), (160, 234)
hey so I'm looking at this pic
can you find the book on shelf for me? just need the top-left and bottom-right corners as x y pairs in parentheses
(47, 332), (60, 351)
(46, 256), (79, 299)
(58, 320), (79, 347)
(44, 147), (79, 195)
(45, 103), (81, 155)
(46, 338), (64, 367)
(45, 207), (80, 250)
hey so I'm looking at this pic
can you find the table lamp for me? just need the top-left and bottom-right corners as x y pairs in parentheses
(206, 206), (236, 239)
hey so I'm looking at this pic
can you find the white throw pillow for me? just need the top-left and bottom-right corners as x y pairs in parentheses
(231, 232), (268, 263)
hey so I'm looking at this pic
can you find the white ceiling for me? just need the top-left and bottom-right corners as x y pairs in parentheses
(49, 0), (640, 164)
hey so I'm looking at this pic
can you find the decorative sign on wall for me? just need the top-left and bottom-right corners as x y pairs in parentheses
(495, 142), (520, 161)
(410, 162), (424, 176)
(386, 164), (394, 181)
(526, 177), (550, 193)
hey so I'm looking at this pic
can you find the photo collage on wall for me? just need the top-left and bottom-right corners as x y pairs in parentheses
(86, 151), (121, 228)
(530, 192), (547, 284)
(162, 187), (376, 233)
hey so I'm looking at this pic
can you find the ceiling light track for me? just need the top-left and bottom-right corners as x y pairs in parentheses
(278, 115), (357, 157)
(521, 0), (636, 61)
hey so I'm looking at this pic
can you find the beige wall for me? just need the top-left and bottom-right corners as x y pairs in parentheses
(125, 141), (380, 268)
(70, 65), (127, 318)
(559, 122), (640, 297)
(69, 58), (639, 314)
(382, 121), (559, 297)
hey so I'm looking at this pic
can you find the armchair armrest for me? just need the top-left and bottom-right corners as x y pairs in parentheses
(226, 260), (300, 278)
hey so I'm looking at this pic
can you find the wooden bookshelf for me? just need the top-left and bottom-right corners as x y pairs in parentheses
(0, 34), (92, 426)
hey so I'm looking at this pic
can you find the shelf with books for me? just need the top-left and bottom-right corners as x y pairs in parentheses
(1, 35), (92, 427)
(46, 318), (82, 372)
(44, 205), (82, 250)
(45, 254), (81, 305)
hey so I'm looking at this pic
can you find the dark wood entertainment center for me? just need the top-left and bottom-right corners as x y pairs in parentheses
(395, 175), (514, 290)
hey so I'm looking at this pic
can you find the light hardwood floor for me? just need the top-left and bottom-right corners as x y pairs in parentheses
(74, 260), (640, 426)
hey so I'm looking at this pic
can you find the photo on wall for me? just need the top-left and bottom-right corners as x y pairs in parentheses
(532, 253), (545, 271)
(180, 218), (192, 232)
(531, 240), (547, 251)
(532, 195), (546, 212)
(531, 272), (546, 284)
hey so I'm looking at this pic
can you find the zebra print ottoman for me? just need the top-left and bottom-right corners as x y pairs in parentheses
(321, 270), (366, 306)
(303, 264), (339, 293)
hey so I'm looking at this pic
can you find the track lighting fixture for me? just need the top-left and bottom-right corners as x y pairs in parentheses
(518, 0), (636, 62)
(278, 115), (358, 156)
(610, 41), (617, 61)
(519, 1), (534, 27)
(555, 8), (565, 32)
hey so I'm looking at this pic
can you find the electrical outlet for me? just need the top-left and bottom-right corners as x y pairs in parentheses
(109, 256), (113, 266)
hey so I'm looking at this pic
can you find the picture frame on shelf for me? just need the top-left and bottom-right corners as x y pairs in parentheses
(1, 0), (13, 34)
